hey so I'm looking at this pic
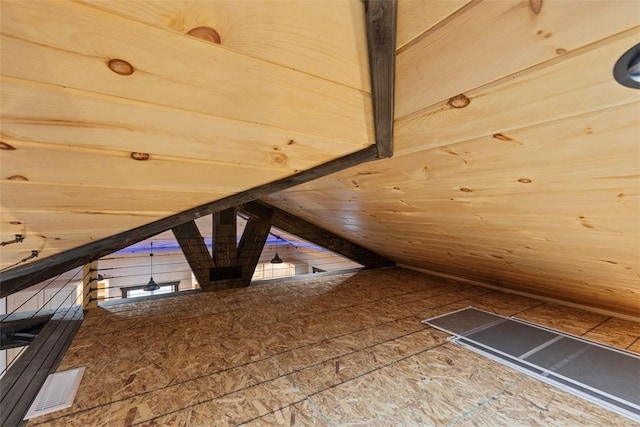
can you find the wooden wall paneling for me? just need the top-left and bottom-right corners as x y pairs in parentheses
(365, 0), (397, 158)
(0, 77), (365, 172)
(0, 140), (283, 193)
(0, 2), (373, 144)
(0, 305), (84, 427)
(0, 146), (378, 298)
(172, 221), (215, 290)
(396, 0), (473, 50)
(210, 208), (241, 290)
(78, 0), (371, 91)
(396, 28), (640, 155)
(395, 1), (640, 118)
(344, 222), (638, 255)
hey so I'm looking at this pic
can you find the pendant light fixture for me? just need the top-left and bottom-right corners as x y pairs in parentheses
(270, 236), (283, 264)
(143, 241), (160, 291)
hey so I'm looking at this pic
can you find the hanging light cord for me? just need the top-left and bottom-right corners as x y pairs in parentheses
(150, 241), (153, 277)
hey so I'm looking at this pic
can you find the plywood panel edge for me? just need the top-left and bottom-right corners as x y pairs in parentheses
(397, 263), (640, 322)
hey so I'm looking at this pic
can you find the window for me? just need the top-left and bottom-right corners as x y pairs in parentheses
(120, 282), (179, 299)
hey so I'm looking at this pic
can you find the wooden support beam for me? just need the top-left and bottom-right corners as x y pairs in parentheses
(0, 146), (378, 298)
(0, 314), (52, 350)
(237, 203), (274, 285)
(365, 0), (397, 159)
(213, 208), (238, 267)
(209, 208), (241, 290)
(0, 305), (83, 427)
(172, 221), (215, 290)
(240, 201), (394, 269)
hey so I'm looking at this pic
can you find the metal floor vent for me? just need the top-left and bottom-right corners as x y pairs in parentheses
(24, 367), (85, 420)
(423, 307), (640, 423)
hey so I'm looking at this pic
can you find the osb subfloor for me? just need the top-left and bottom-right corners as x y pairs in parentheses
(28, 268), (640, 426)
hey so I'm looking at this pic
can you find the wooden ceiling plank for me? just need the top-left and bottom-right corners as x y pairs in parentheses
(359, 236), (638, 266)
(356, 238), (639, 266)
(265, 98), (640, 316)
(0, 2), (373, 144)
(396, 28), (640, 156)
(258, 194), (639, 217)
(273, 100), (640, 203)
(365, 0), (397, 158)
(0, 210), (163, 270)
(78, 0), (371, 92)
(241, 201), (394, 269)
(0, 146), (378, 298)
(0, 77), (365, 171)
(0, 140), (288, 193)
(396, 0), (640, 118)
(0, 182), (230, 214)
(396, 0), (473, 50)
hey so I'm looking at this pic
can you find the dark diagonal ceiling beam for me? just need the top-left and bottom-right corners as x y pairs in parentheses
(240, 201), (394, 269)
(172, 221), (215, 290)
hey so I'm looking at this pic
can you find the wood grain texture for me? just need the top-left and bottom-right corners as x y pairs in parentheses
(0, 182), (229, 214)
(2, 0), (639, 325)
(0, 140), (283, 193)
(212, 208), (237, 268)
(241, 201), (394, 269)
(0, 1), (373, 144)
(25, 269), (639, 426)
(396, 0), (473, 49)
(396, 29), (640, 156)
(266, 102), (640, 317)
(0, 146), (379, 297)
(172, 221), (215, 289)
(365, 0), (397, 158)
(237, 205), (274, 285)
(0, 77), (366, 171)
(79, 0), (371, 91)
(395, 0), (640, 118)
